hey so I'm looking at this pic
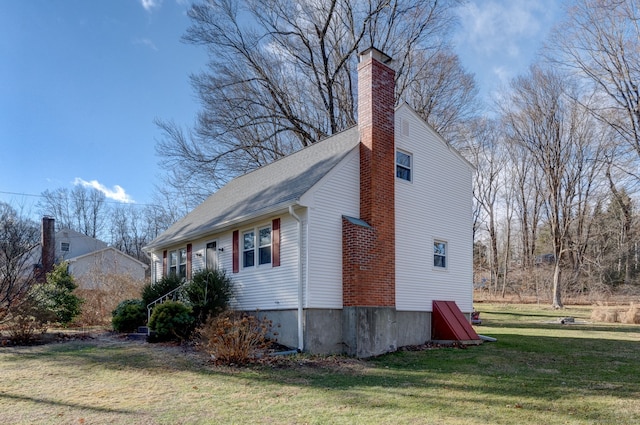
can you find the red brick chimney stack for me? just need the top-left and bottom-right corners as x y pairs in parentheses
(41, 217), (55, 277)
(342, 47), (396, 308)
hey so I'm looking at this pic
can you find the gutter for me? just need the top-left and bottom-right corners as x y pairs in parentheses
(288, 204), (304, 352)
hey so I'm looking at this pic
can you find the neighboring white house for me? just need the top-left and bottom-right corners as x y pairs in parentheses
(39, 222), (148, 288)
(144, 48), (474, 357)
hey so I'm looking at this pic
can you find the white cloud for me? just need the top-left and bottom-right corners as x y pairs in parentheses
(140, 0), (162, 12)
(73, 178), (135, 204)
(133, 38), (159, 51)
(455, 0), (553, 58)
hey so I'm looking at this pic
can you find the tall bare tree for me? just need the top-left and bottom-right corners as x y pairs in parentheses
(463, 118), (505, 294)
(156, 0), (474, 205)
(501, 66), (604, 307)
(548, 0), (640, 184)
(38, 186), (107, 239)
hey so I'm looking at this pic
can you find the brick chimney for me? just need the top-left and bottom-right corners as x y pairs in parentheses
(342, 47), (396, 308)
(41, 217), (55, 278)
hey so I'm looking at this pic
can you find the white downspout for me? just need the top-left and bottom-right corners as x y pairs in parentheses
(289, 205), (304, 352)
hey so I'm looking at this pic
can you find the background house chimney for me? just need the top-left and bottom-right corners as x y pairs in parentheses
(342, 47), (396, 308)
(41, 217), (55, 277)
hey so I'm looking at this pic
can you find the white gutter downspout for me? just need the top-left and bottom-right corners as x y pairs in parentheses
(289, 205), (304, 352)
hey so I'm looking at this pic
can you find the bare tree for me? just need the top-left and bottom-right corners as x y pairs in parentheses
(462, 118), (505, 294)
(38, 186), (107, 239)
(548, 0), (640, 184)
(501, 66), (604, 307)
(156, 0), (473, 205)
(0, 202), (40, 323)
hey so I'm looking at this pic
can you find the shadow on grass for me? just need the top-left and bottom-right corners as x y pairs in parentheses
(2, 332), (639, 424)
(476, 320), (640, 335)
(0, 392), (137, 414)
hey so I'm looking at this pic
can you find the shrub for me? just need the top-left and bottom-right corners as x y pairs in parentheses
(141, 274), (184, 307)
(199, 311), (273, 365)
(6, 298), (49, 344)
(182, 268), (233, 326)
(111, 299), (147, 333)
(148, 301), (194, 342)
(30, 262), (83, 326)
(75, 273), (146, 326)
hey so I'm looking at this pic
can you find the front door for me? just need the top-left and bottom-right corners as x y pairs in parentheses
(206, 241), (218, 270)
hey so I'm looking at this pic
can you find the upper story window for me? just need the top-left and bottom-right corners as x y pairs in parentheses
(60, 242), (70, 252)
(434, 240), (447, 268)
(396, 150), (412, 181)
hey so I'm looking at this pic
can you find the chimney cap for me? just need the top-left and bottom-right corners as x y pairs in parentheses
(358, 47), (392, 64)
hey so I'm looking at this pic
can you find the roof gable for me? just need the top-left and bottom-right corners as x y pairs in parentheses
(66, 246), (148, 269)
(146, 127), (360, 250)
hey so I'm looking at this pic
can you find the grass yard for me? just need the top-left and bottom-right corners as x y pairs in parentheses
(1, 303), (639, 424)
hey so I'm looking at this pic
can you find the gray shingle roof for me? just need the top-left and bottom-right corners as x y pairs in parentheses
(145, 127), (359, 250)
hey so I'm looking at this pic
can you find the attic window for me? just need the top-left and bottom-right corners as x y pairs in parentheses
(60, 242), (70, 252)
(396, 150), (412, 181)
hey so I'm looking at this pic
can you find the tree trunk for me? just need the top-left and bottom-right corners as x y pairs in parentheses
(552, 261), (563, 308)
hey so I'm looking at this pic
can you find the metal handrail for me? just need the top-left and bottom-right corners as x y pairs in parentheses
(146, 283), (187, 335)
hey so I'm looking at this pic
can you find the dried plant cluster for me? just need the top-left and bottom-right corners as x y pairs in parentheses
(591, 303), (640, 324)
(199, 311), (275, 365)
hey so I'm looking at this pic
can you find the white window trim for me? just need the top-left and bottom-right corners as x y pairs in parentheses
(396, 149), (412, 182)
(168, 248), (188, 278)
(242, 223), (272, 269)
(433, 239), (448, 270)
(205, 240), (219, 271)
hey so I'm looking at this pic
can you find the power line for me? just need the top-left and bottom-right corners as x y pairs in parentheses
(0, 190), (160, 207)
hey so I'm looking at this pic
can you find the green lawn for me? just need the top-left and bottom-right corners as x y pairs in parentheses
(1, 303), (639, 424)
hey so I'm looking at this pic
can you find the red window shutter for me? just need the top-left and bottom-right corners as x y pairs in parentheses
(186, 244), (192, 280)
(162, 250), (167, 276)
(232, 230), (239, 273)
(272, 218), (281, 267)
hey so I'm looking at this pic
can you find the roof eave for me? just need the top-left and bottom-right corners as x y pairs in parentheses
(143, 200), (301, 253)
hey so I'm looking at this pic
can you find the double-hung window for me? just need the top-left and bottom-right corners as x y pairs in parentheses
(243, 231), (255, 268)
(242, 225), (272, 268)
(258, 226), (272, 265)
(434, 241), (447, 268)
(168, 248), (188, 277)
(396, 150), (412, 181)
(169, 250), (178, 276)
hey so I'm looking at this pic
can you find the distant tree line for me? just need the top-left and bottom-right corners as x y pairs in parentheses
(35, 186), (183, 266)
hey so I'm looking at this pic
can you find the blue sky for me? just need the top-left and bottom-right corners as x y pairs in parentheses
(0, 0), (563, 214)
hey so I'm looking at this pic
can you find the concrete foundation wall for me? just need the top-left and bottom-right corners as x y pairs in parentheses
(247, 308), (434, 357)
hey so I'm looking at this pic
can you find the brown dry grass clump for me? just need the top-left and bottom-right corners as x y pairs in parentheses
(621, 304), (640, 324)
(591, 303), (640, 324)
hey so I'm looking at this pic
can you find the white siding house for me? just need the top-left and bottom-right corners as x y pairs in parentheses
(39, 225), (148, 289)
(145, 48), (474, 357)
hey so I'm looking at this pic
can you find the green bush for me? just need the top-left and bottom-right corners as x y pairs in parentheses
(111, 299), (147, 333)
(29, 262), (83, 326)
(183, 268), (233, 326)
(141, 274), (184, 307)
(148, 301), (194, 342)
